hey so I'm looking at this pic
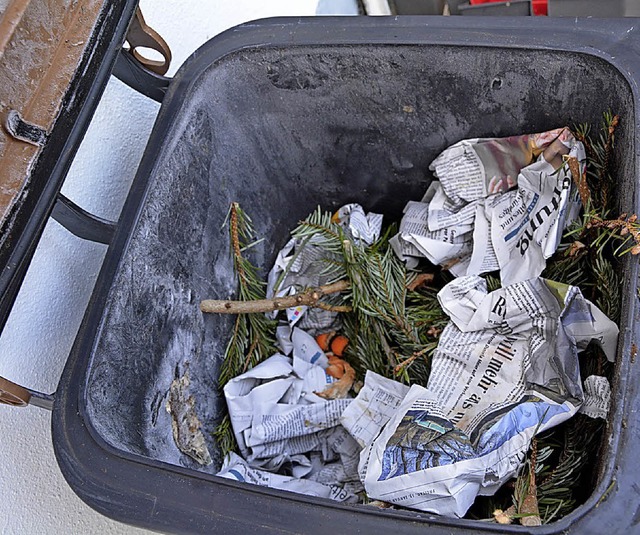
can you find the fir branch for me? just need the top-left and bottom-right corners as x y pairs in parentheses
(593, 256), (621, 323)
(575, 112), (619, 211)
(214, 203), (276, 456)
(348, 245), (411, 336)
(406, 286), (448, 329)
(600, 112), (619, 207)
(393, 343), (438, 377)
(212, 414), (236, 458)
(566, 155), (591, 207)
(585, 212), (640, 256)
(526, 112), (622, 522)
(536, 415), (603, 522)
(218, 305), (248, 387)
(514, 438), (542, 526)
(543, 246), (590, 289)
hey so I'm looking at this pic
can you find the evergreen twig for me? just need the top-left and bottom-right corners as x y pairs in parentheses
(513, 438), (542, 526)
(527, 112), (625, 522)
(212, 203), (276, 456)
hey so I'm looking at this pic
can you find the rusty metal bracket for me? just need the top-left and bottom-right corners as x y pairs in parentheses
(5, 109), (48, 146)
(126, 7), (171, 76)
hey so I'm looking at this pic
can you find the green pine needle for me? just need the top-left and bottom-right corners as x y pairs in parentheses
(214, 203), (276, 456)
(522, 111), (623, 523)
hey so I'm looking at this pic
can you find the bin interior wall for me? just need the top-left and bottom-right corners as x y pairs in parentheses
(84, 44), (634, 475)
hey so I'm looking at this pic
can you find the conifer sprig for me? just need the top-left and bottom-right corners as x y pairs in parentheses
(521, 112), (625, 523)
(213, 203), (276, 456)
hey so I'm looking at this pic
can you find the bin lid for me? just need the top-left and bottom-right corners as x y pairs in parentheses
(0, 0), (138, 333)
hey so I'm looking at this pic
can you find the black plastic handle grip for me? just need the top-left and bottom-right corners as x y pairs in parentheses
(113, 48), (172, 103)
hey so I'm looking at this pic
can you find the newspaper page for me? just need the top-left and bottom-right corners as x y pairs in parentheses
(361, 275), (618, 517)
(341, 371), (410, 448)
(333, 203), (383, 245)
(430, 129), (572, 203)
(265, 236), (340, 331)
(224, 329), (352, 455)
(392, 128), (585, 285)
(486, 133), (584, 284)
(426, 182), (478, 231)
(220, 327), (361, 499)
(218, 453), (360, 503)
(580, 375), (612, 419)
(390, 197), (473, 268)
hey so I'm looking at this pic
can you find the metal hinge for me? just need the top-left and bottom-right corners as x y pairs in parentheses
(113, 7), (172, 103)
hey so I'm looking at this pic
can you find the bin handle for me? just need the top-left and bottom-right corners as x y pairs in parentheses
(0, 377), (30, 407)
(113, 7), (173, 103)
(126, 8), (172, 76)
(0, 377), (54, 410)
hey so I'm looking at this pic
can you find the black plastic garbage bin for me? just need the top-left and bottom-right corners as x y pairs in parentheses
(3, 8), (640, 535)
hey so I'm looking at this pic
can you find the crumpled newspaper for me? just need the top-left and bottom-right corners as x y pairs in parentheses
(218, 327), (362, 499)
(391, 128), (585, 284)
(340, 371), (409, 449)
(218, 452), (360, 503)
(266, 203), (382, 333)
(357, 275), (618, 517)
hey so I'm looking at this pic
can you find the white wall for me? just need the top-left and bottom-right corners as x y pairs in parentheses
(0, 1), (358, 532)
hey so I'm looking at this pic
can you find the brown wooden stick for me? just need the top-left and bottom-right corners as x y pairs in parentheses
(200, 279), (350, 314)
(566, 155), (591, 207)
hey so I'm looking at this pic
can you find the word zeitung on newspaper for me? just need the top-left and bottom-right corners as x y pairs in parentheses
(354, 275), (618, 517)
(391, 128), (585, 285)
